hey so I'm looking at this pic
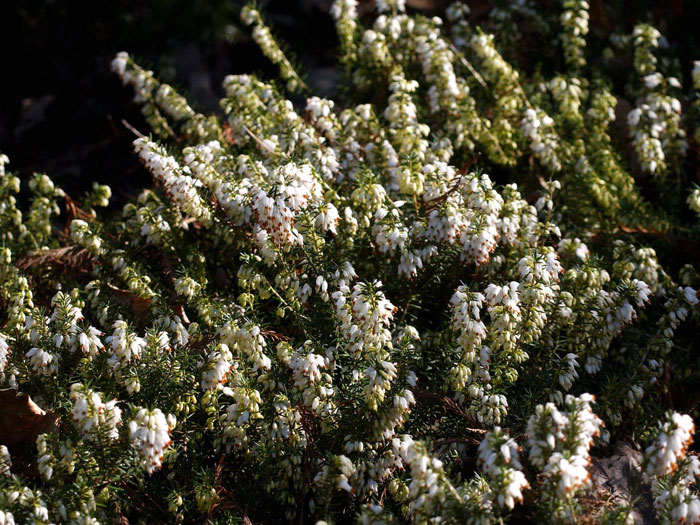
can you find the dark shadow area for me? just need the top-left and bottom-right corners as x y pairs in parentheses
(0, 0), (339, 203)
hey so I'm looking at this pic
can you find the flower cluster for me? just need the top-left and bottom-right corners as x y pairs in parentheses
(643, 412), (695, 479)
(559, 0), (589, 69)
(643, 413), (700, 524)
(689, 188), (700, 216)
(134, 137), (213, 226)
(240, 7), (308, 93)
(520, 108), (562, 172)
(128, 408), (175, 474)
(526, 394), (602, 518)
(70, 383), (122, 441)
(627, 90), (686, 176)
(477, 427), (529, 510)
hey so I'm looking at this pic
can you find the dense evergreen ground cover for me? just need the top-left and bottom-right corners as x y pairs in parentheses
(1, 1), (700, 523)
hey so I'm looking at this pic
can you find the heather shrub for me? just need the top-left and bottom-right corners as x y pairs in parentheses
(1, 1), (700, 523)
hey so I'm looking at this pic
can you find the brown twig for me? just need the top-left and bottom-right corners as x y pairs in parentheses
(243, 125), (281, 156)
(590, 223), (700, 259)
(423, 154), (481, 213)
(16, 245), (94, 277)
(452, 49), (489, 90)
(216, 487), (256, 524)
(411, 388), (485, 432)
(121, 118), (146, 139)
(214, 451), (227, 484)
(261, 329), (290, 342)
(432, 436), (482, 449)
(185, 333), (219, 353)
(64, 194), (94, 225)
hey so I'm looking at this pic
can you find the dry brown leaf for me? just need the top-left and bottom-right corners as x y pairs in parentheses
(105, 283), (152, 317)
(16, 245), (93, 276)
(0, 388), (59, 451)
(222, 122), (237, 146)
(64, 195), (94, 227)
(405, 0), (445, 10)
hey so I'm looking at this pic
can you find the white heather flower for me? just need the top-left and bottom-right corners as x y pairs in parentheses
(644, 412), (695, 479)
(70, 383), (122, 441)
(289, 350), (326, 389)
(70, 219), (103, 255)
(133, 138), (212, 226)
(397, 249), (423, 278)
(77, 326), (104, 358)
(688, 188), (700, 214)
(306, 97), (339, 139)
(475, 393), (509, 425)
(471, 32), (519, 85)
(544, 452), (590, 496)
(335, 455), (356, 493)
(0, 445), (11, 477)
(627, 91), (687, 176)
(0, 333), (9, 374)
(129, 407), (174, 474)
(125, 375), (141, 395)
(632, 279), (652, 306)
(651, 456), (700, 523)
(520, 108), (562, 172)
(110, 51), (128, 76)
(560, 0), (589, 68)
(372, 222), (408, 256)
(26, 347), (58, 376)
(683, 286), (699, 306)
(485, 282), (520, 311)
(548, 76), (584, 121)
(644, 72), (663, 89)
(201, 344), (234, 391)
(448, 286), (487, 389)
(406, 370), (418, 387)
(240, 8), (306, 92)
(108, 320), (146, 363)
(174, 276), (201, 301)
(315, 203), (340, 235)
(558, 353), (579, 391)
(315, 275), (329, 301)
(249, 162), (324, 247)
(50, 290), (84, 329)
(240, 6), (256, 25)
(222, 386), (263, 449)
(0, 153), (10, 179)
(332, 281), (398, 410)
(477, 427), (529, 509)
(404, 440), (451, 520)
(330, 0), (358, 20)
(164, 315), (190, 348)
(376, 0), (405, 13)
(526, 394), (602, 498)
(150, 330), (170, 353)
(332, 281), (395, 360)
(36, 435), (54, 481)
(558, 237), (589, 260)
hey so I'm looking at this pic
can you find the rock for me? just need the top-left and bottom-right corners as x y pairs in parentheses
(589, 442), (655, 524)
(14, 94), (56, 141)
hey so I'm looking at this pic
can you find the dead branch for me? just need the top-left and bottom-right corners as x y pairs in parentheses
(17, 245), (93, 276)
